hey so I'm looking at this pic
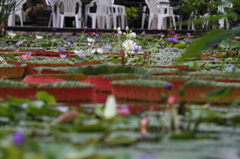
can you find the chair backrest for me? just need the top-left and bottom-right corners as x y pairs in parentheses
(157, 0), (170, 7)
(145, 0), (160, 15)
(45, 0), (55, 10)
(45, 0), (55, 6)
(58, 0), (82, 15)
(218, 1), (233, 13)
(95, 0), (110, 14)
(87, 0), (108, 13)
(14, 0), (26, 12)
(108, 0), (114, 5)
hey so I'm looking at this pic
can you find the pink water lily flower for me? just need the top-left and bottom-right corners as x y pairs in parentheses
(167, 95), (177, 105)
(21, 54), (31, 60)
(140, 118), (148, 127)
(141, 127), (147, 135)
(117, 107), (130, 116)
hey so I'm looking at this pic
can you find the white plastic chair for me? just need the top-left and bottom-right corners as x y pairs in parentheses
(157, 0), (181, 29)
(141, 5), (148, 29)
(45, 0), (56, 27)
(108, 0), (127, 29)
(145, 0), (176, 30)
(218, 1), (233, 29)
(187, 10), (210, 30)
(85, 0), (110, 29)
(56, 0), (82, 28)
(142, 3), (178, 29)
(8, 0), (27, 26)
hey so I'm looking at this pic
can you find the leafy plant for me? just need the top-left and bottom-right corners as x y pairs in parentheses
(0, 0), (25, 35)
(125, 7), (139, 20)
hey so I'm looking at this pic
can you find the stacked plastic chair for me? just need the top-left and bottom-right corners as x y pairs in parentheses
(45, 0), (57, 27)
(145, 0), (176, 30)
(85, 0), (111, 29)
(108, 0), (128, 29)
(56, 0), (82, 28)
(8, 0), (27, 27)
(218, 0), (233, 29)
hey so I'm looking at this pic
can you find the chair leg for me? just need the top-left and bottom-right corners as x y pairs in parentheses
(113, 15), (117, 28)
(52, 13), (56, 27)
(60, 16), (64, 28)
(106, 16), (110, 29)
(125, 15), (128, 28)
(102, 17), (106, 29)
(178, 16), (182, 30)
(56, 13), (60, 28)
(157, 17), (164, 30)
(219, 18), (224, 29)
(163, 18), (167, 29)
(19, 15), (23, 27)
(226, 18), (229, 29)
(85, 16), (88, 27)
(119, 15), (123, 29)
(8, 15), (13, 26)
(92, 16), (96, 29)
(75, 16), (79, 28)
(171, 15), (176, 29)
(141, 13), (146, 29)
(96, 17), (101, 29)
(148, 16), (153, 29)
(48, 13), (52, 27)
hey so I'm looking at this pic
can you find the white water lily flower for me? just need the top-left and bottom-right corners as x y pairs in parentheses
(87, 37), (95, 43)
(8, 32), (16, 38)
(127, 32), (136, 39)
(104, 95), (117, 119)
(36, 35), (43, 39)
(122, 40), (136, 50)
(91, 48), (103, 54)
(73, 49), (83, 54)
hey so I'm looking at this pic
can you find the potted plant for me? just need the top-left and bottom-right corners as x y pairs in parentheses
(0, 0), (25, 36)
(24, 0), (48, 25)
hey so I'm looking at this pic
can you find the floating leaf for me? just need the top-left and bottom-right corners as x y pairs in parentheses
(105, 135), (137, 145)
(45, 143), (96, 159)
(36, 91), (56, 105)
(169, 131), (195, 140)
(175, 29), (229, 64)
(230, 97), (240, 108)
(201, 87), (232, 100)
(219, 40), (229, 49)
(7, 96), (30, 103)
(174, 43), (187, 49)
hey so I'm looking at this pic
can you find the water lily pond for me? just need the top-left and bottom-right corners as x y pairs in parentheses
(1, 28), (240, 159)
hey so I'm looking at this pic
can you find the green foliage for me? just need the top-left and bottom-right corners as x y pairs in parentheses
(111, 79), (169, 88)
(174, 43), (188, 49)
(170, 131), (195, 140)
(0, 0), (17, 24)
(105, 135), (137, 145)
(125, 7), (139, 20)
(176, 27), (240, 64)
(201, 87), (232, 100)
(0, 80), (30, 88)
(37, 81), (93, 88)
(36, 91), (56, 106)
